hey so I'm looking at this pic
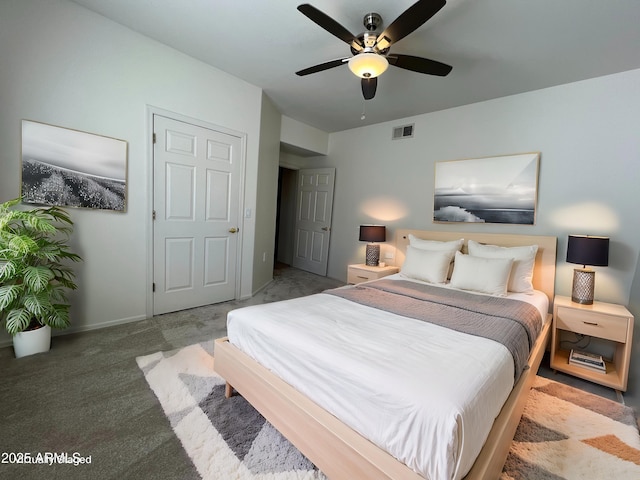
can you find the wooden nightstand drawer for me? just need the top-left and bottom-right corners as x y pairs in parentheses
(347, 270), (376, 284)
(556, 307), (628, 343)
(347, 264), (399, 284)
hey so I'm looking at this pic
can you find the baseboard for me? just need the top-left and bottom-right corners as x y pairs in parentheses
(250, 277), (274, 298)
(62, 314), (148, 336)
(0, 314), (148, 349)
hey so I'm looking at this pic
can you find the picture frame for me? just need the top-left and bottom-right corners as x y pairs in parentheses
(433, 152), (540, 225)
(21, 120), (128, 212)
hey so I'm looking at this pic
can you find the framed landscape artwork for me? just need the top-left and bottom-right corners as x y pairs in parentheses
(433, 152), (540, 225)
(21, 120), (128, 211)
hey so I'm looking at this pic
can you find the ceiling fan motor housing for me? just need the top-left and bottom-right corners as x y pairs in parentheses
(350, 12), (388, 55)
(363, 12), (382, 31)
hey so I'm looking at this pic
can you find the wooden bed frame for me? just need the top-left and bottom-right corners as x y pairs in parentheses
(214, 230), (557, 480)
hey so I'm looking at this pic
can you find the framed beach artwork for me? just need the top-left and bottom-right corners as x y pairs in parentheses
(433, 152), (540, 225)
(21, 120), (128, 212)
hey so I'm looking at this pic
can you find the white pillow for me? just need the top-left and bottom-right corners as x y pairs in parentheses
(401, 245), (454, 284)
(408, 235), (463, 279)
(449, 251), (514, 296)
(467, 240), (538, 293)
(408, 234), (464, 253)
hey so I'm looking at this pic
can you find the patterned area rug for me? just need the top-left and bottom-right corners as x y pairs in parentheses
(137, 343), (640, 480)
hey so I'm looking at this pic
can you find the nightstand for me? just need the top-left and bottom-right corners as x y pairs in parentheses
(347, 264), (399, 284)
(551, 295), (634, 392)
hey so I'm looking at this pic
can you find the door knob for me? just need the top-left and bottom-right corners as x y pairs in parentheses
(321, 226), (330, 231)
(229, 227), (238, 233)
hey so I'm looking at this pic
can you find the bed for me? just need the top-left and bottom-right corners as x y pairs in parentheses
(214, 230), (556, 480)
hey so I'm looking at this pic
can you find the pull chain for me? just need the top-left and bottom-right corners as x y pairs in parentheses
(360, 100), (366, 120)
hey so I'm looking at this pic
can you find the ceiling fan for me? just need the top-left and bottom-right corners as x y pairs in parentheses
(295, 0), (452, 101)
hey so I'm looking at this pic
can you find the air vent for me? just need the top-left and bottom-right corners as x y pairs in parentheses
(392, 124), (414, 140)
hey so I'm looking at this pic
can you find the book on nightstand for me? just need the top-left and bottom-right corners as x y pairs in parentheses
(569, 349), (606, 372)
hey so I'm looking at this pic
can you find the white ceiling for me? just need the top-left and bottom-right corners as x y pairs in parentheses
(69, 0), (640, 133)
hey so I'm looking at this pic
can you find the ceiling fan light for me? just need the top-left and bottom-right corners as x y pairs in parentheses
(348, 53), (389, 78)
(376, 36), (391, 51)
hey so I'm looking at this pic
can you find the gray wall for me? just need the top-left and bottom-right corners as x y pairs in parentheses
(252, 94), (282, 293)
(305, 68), (640, 409)
(626, 254), (640, 409)
(0, 0), (266, 342)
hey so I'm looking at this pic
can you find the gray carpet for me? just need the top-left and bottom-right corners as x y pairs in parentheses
(0, 264), (342, 480)
(0, 264), (627, 479)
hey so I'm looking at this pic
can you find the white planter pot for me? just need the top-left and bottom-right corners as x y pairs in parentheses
(13, 325), (51, 358)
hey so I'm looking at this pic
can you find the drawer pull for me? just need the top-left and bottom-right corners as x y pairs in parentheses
(357, 275), (368, 279)
(583, 321), (599, 326)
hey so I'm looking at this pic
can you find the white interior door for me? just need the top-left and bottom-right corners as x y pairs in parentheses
(153, 114), (241, 315)
(292, 168), (335, 276)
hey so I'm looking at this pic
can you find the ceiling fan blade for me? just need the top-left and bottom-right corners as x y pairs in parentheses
(376, 0), (446, 47)
(388, 54), (452, 76)
(297, 4), (363, 51)
(296, 58), (348, 76)
(361, 77), (377, 100)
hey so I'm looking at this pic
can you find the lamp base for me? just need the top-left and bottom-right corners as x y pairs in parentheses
(571, 268), (595, 305)
(365, 243), (380, 266)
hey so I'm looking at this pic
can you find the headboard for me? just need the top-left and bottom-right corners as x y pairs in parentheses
(395, 229), (557, 309)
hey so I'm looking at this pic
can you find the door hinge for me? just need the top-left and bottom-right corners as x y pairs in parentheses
(152, 283), (156, 292)
(152, 210), (156, 220)
(152, 132), (156, 144)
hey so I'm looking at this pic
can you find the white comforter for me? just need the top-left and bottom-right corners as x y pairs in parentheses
(227, 276), (547, 480)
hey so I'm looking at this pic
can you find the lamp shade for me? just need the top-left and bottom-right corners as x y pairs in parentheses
(359, 225), (386, 243)
(566, 235), (609, 267)
(348, 53), (389, 78)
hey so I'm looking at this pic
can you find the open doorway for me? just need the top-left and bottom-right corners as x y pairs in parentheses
(275, 166), (297, 267)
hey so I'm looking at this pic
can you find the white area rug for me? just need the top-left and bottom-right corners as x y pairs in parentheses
(137, 343), (640, 480)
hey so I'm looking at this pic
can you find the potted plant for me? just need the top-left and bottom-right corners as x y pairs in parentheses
(0, 198), (81, 358)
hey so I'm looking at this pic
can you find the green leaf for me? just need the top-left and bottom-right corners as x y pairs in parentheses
(0, 198), (21, 213)
(37, 243), (62, 262)
(26, 215), (58, 234)
(7, 234), (38, 255)
(0, 284), (23, 310)
(5, 308), (33, 335)
(23, 291), (51, 316)
(23, 266), (55, 291)
(46, 207), (74, 226)
(0, 261), (17, 280)
(45, 304), (71, 329)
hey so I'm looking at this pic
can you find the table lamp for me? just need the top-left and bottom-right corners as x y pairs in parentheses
(359, 225), (386, 266)
(566, 234), (609, 305)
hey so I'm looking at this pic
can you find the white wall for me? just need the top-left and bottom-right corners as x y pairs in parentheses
(252, 94), (282, 293)
(281, 116), (329, 156)
(0, 0), (264, 341)
(306, 69), (640, 408)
